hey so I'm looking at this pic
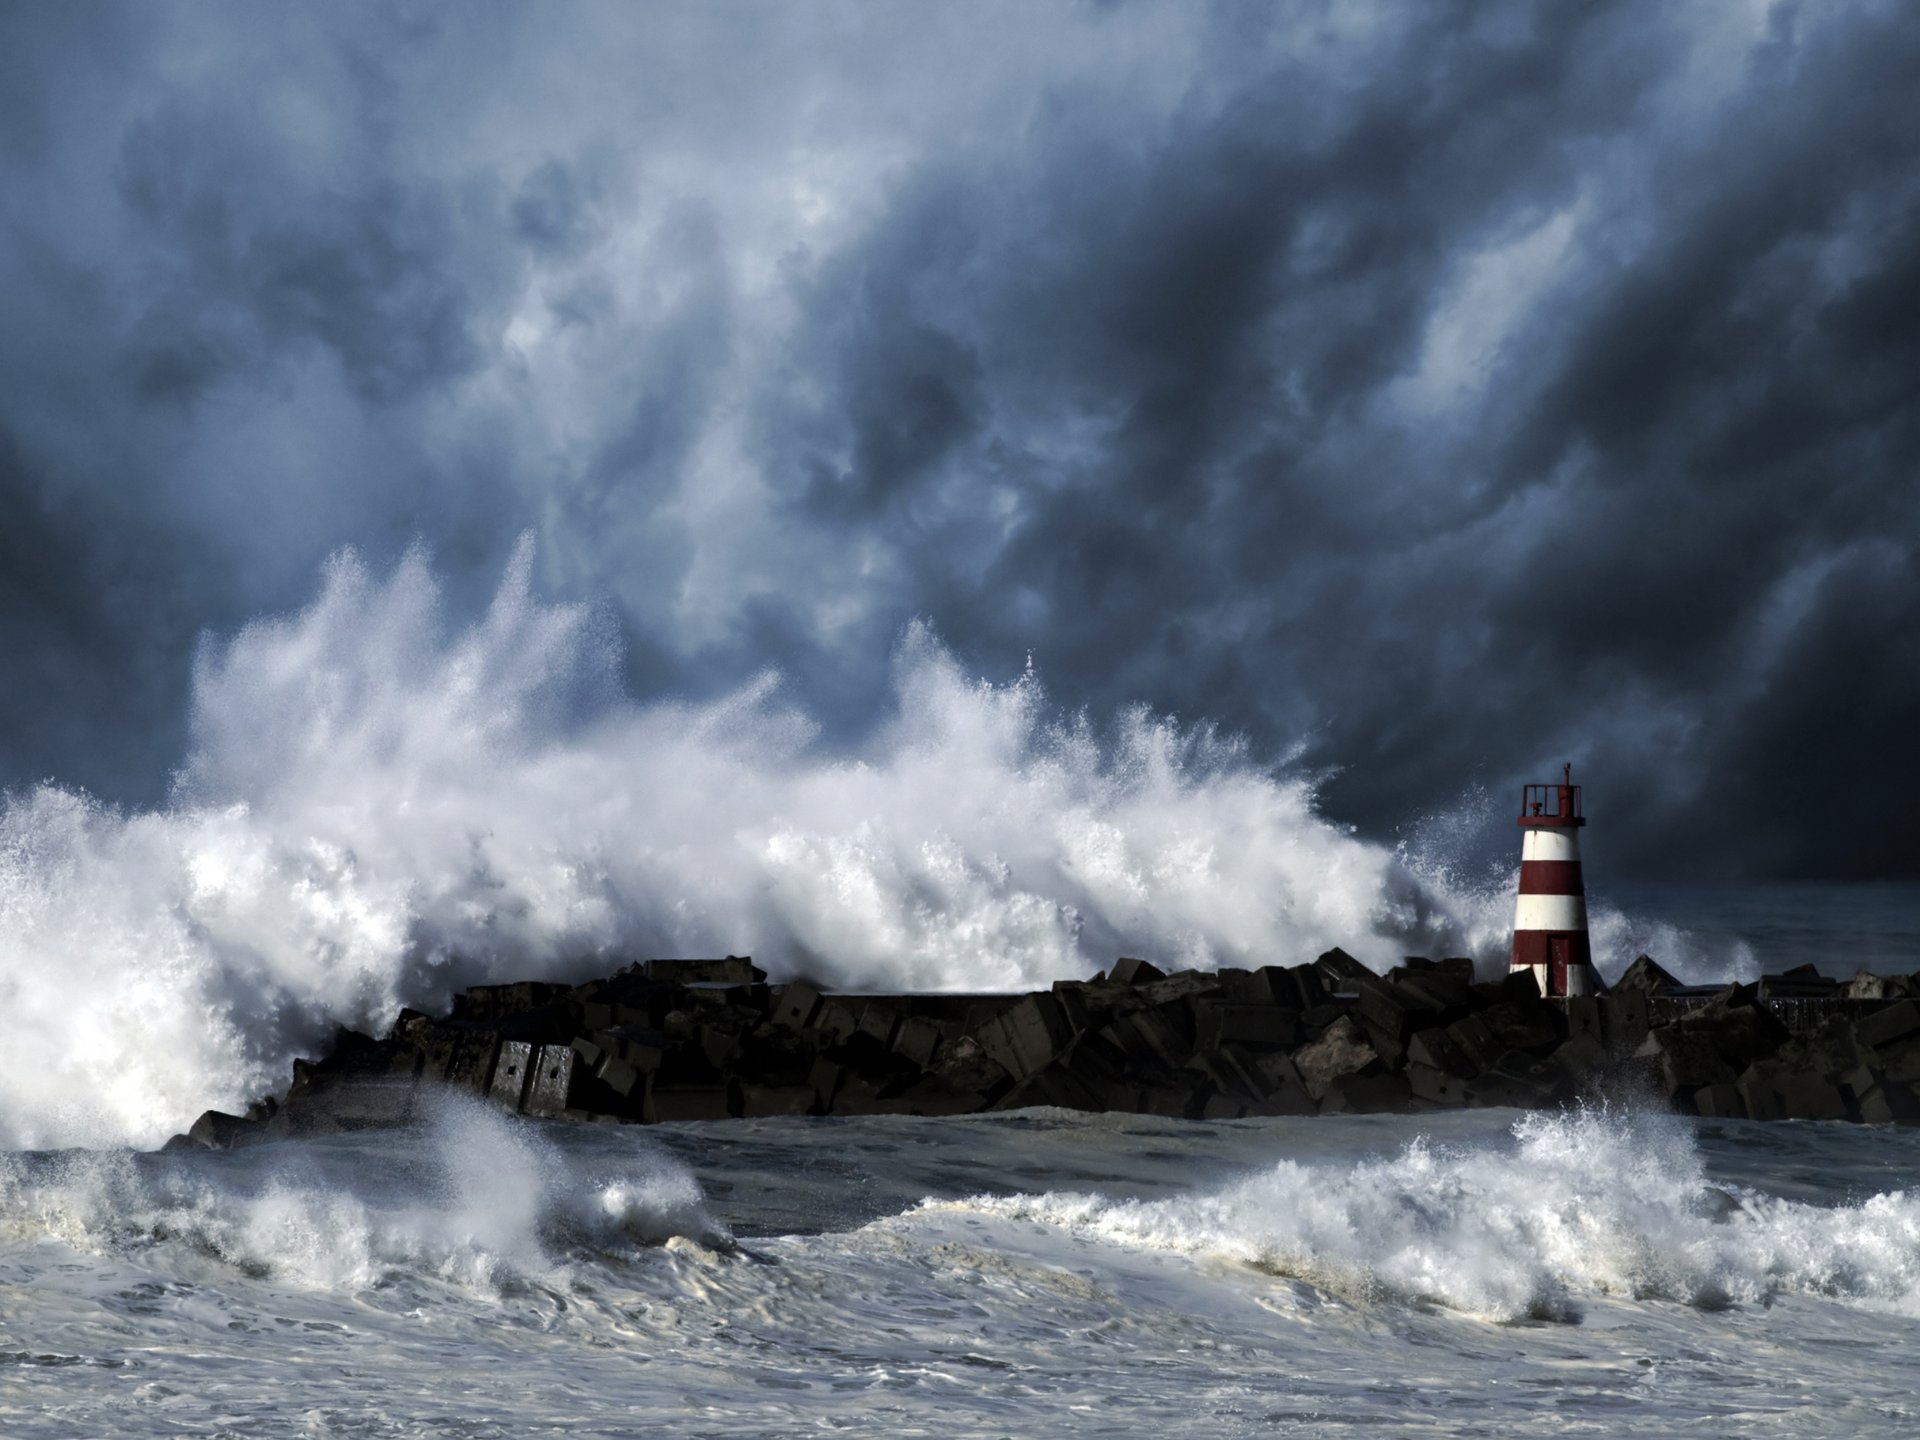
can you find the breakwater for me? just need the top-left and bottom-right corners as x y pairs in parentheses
(168, 952), (1920, 1149)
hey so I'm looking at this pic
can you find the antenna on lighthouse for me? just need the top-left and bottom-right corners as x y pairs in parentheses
(1510, 763), (1599, 998)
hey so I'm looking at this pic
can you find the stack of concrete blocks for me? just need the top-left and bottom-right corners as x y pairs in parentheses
(168, 949), (1920, 1150)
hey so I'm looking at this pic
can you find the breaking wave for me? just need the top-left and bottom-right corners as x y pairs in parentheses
(0, 1094), (725, 1292)
(0, 540), (1516, 1148)
(953, 1110), (1920, 1322)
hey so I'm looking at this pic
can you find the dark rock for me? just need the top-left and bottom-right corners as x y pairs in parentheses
(1281, 963), (1328, 1010)
(892, 1016), (942, 1069)
(1108, 957), (1166, 985)
(1613, 955), (1680, 995)
(1470, 970), (1544, 1007)
(1859, 1000), (1920, 1051)
(1562, 996), (1603, 1046)
(644, 956), (766, 985)
(1406, 1064), (1469, 1107)
(1637, 1027), (1736, 1095)
(1692, 1083), (1747, 1119)
(1600, 991), (1652, 1057)
(646, 1082), (736, 1123)
(1291, 1017), (1380, 1101)
(185, 1110), (254, 1151)
(977, 994), (1072, 1080)
(1321, 1071), (1413, 1114)
(1313, 947), (1375, 991)
(1195, 1001), (1300, 1053)
(1406, 1027), (1476, 1078)
(739, 1082), (817, 1117)
(770, 981), (823, 1031)
(453, 982), (568, 1021)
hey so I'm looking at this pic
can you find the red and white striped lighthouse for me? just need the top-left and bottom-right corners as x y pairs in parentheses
(1511, 764), (1598, 998)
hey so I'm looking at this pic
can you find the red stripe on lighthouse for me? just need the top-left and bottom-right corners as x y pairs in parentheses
(1518, 860), (1584, 895)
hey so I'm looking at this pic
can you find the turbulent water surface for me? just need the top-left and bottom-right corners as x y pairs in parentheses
(5, 1103), (1920, 1437)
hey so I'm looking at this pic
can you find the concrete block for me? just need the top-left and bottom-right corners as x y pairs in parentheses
(1138, 1080), (1205, 1118)
(1444, 1015), (1505, 1074)
(597, 1055), (644, 1100)
(1196, 1002), (1300, 1052)
(1120, 1004), (1195, 1067)
(1562, 996), (1603, 1045)
(1465, 1058), (1560, 1109)
(1314, 947), (1375, 991)
(1216, 967), (1292, 1006)
(894, 1077), (995, 1116)
(771, 981), (823, 1031)
(810, 998), (862, 1044)
(454, 982), (567, 1021)
(1601, 991), (1651, 1057)
(1282, 963), (1328, 1010)
(645, 956), (766, 985)
(992, 1066), (1104, 1114)
(698, 1025), (741, 1070)
(1050, 984), (1096, 1034)
(1108, 957), (1166, 985)
(1859, 1000), (1920, 1051)
(645, 1083), (736, 1123)
(488, 1041), (535, 1111)
(1472, 971), (1544, 1007)
(524, 1045), (579, 1117)
(1354, 1013), (1407, 1070)
(444, 1034), (500, 1093)
(739, 1082), (817, 1117)
(1320, 1072), (1413, 1114)
(1406, 1027), (1475, 1078)
(1200, 1092), (1246, 1120)
(1872, 1035), (1920, 1084)
(1548, 1035), (1610, 1085)
(856, 1003), (902, 1049)
(1639, 1027), (1736, 1095)
(186, 1110), (253, 1150)
(1406, 1064), (1467, 1107)
(1138, 973), (1223, 1008)
(1291, 1017), (1380, 1101)
(1613, 954), (1680, 994)
(892, 1016), (942, 1069)
(977, 994), (1072, 1080)
(1481, 1001), (1562, 1053)
(1692, 1083), (1747, 1119)
(808, 1057), (842, 1109)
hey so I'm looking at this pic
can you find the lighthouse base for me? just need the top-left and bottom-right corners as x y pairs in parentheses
(1511, 930), (1597, 998)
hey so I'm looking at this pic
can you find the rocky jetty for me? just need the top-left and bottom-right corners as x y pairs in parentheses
(168, 953), (1920, 1149)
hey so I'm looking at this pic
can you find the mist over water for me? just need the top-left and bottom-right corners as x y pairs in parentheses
(2, 543), (1719, 1150)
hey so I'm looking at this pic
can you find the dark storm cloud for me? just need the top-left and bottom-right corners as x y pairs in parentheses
(0, 0), (1914, 878)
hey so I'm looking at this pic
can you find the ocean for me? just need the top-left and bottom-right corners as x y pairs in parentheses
(6, 1085), (1920, 1437)
(5, 554), (1920, 1435)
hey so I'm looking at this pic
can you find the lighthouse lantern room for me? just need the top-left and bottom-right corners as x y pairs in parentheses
(1510, 764), (1599, 998)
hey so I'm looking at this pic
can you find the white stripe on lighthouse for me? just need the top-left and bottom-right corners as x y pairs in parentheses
(1519, 828), (1582, 863)
(1513, 893), (1589, 931)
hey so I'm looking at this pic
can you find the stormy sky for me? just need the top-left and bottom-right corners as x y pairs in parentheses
(1, 0), (1915, 882)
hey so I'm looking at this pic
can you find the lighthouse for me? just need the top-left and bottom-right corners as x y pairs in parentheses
(1511, 764), (1599, 998)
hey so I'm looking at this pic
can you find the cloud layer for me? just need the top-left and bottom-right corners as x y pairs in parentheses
(2, 0), (1915, 879)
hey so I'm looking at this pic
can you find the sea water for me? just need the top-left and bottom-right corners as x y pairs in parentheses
(5, 547), (1919, 1434)
(5, 1101), (1920, 1437)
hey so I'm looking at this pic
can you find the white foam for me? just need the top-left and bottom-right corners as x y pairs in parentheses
(0, 540), (1515, 1147)
(951, 1110), (1920, 1322)
(0, 1095), (726, 1292)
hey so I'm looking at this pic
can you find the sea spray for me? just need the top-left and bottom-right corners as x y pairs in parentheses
(0, 540), (1517, 1148)
(947, 1109), (1920, 1321)
(0, 1093), (727, 1291)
